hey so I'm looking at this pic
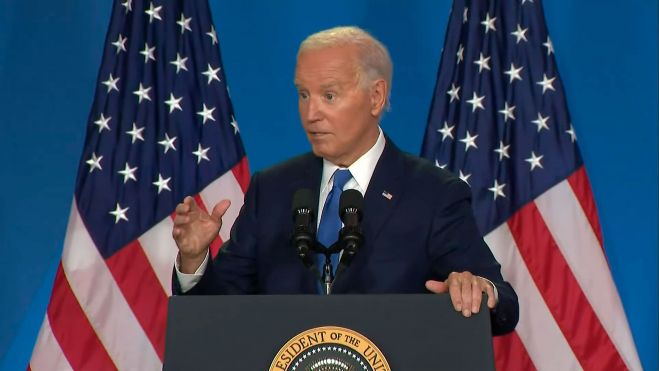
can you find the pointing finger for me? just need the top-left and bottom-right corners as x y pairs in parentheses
(210, 199), (231, 221)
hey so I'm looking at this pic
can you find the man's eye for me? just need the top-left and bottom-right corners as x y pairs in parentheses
(299, 92), (309, 99)
(325, 92), (335, 101)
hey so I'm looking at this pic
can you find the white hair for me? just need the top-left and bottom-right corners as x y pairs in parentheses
(298, 26), (393, 109)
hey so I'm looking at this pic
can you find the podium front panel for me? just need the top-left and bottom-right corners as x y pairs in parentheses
(164, 294), (494, 370)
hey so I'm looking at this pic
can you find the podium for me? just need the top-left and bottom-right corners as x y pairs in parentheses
(164, 294), (495, 370)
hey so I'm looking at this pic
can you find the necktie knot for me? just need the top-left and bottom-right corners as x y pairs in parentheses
(332, 169), (352, 192)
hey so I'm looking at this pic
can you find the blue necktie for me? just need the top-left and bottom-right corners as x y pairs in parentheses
(316, 169), (352, 282)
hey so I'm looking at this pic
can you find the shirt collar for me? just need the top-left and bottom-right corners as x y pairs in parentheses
(320, 127), (386, 193)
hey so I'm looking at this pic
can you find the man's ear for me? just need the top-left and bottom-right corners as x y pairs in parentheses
(370, 79), (387, 117)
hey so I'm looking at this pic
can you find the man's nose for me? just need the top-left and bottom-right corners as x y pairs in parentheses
(303, 97), (322, 123)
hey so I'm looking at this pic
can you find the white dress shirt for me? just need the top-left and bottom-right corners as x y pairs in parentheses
(316, 128), (386, 225)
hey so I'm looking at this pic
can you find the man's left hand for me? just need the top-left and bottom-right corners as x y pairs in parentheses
(425, 271), (496, 317)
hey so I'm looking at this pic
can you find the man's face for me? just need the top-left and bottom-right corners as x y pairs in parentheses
(294, 45), (383, 167)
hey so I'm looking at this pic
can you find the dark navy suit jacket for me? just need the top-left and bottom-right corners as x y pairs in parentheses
(174, 139), (519, 335)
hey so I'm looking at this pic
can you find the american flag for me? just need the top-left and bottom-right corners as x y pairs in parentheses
(422, 0), (641, 370)
(28, 0), (249, 369)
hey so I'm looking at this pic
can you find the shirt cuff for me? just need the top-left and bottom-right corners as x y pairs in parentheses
(175, 251), (210, 293)
(478, 276), (499, 303)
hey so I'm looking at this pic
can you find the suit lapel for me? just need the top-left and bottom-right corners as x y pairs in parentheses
(331, 138), (406, 293)
(361, 138), (406, 244)
(280, 154), (323, 293)
(290, 154), (323, 233)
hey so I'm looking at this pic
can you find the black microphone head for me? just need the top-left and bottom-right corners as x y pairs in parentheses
(339, 189), (363, 222)
(291, 188), (316, 264)
(292, 188), (315, 218)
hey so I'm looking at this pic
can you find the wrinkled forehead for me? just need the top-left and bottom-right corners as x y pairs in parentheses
(294, 45), (361, 88)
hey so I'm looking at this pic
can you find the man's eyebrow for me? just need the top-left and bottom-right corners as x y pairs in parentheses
(319, 82), (341, 90)
(293, 80), (342, 90)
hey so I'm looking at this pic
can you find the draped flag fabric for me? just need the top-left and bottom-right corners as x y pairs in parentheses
(421, 0), (641, 370)
(28, 0), (250, 369)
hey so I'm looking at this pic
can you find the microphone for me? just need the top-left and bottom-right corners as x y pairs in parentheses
(336, 189), (364, 275)
(291, 189), (316, 270)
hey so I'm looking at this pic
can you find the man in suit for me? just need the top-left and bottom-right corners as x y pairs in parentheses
(173, 26), (518, 335)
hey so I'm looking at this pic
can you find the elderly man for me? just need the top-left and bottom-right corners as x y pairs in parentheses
(173, 26), (518, 335)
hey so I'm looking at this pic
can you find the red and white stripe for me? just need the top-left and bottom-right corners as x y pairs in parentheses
(488, 167), (642, 371)
(30, 317), (73, 371)
(29, 160), (249, 371)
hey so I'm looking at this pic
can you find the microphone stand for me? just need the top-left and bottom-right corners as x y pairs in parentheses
(314, 241), (344, 295)
(323, 255), (333, 295)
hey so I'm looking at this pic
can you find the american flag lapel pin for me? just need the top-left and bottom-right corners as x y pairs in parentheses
(382, 190), (393, 200)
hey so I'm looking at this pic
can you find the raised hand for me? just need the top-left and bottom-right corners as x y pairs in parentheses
(172, 196), (231, 273)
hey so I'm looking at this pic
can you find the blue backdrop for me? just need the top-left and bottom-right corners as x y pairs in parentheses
(0, 1), (656, 370)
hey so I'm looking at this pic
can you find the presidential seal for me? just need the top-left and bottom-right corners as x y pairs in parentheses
(270, 326), (390, 371)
